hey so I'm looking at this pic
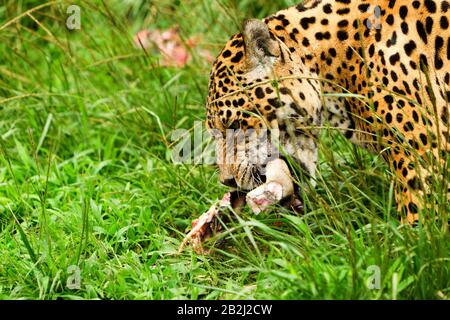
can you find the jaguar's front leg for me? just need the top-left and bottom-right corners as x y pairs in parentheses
(246, 158), (294, 214)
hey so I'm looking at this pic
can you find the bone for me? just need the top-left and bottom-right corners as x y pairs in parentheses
(246, 158), (294, 214)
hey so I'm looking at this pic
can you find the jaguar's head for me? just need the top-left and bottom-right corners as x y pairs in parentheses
(206, 19), (322, 190)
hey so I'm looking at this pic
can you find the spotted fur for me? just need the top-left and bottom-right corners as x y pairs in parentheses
(206, 0), (450, 224)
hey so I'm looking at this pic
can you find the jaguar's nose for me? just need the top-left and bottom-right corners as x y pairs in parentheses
(221, 177), (238, 188)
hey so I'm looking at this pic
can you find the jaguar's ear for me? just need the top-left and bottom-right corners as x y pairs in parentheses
(242, 19), (280, 65)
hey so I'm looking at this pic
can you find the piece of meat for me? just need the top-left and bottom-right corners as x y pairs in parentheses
(178, 191), (246, 254)
(134, 26), (214, 68)
(178, 159), (302, 254)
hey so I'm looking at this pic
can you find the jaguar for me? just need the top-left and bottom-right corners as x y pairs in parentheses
(180, 0), (450, 253)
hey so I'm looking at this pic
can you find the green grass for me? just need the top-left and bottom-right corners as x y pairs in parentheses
(0, 0), (449, 300)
